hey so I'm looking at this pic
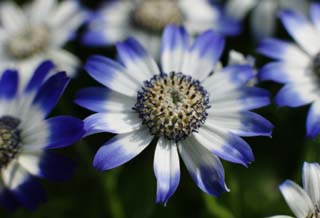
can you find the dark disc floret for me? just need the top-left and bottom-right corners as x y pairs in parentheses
(0, 116), (21, 168)
(133, 72), (210, 142)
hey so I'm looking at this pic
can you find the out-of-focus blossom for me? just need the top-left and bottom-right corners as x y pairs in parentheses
(258, 2), (320, 138)
(0, 0), (87, 85)
(76, 25), (273, 205)
(0, 61), (84, 210)
(268, 162), (320, 218)
(82, 0), (241, 58)
(226, 0), (309, 39)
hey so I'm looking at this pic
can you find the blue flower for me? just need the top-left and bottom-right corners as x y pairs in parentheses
(0, 61), (84, 210)
(82, 0), (241, 57)
(76, 25), (273, 205)
(268, 162), (320, 218)
(258, 2), (320, 138)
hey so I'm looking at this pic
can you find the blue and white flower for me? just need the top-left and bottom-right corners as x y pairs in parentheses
(258, 2), (320, 138)
(268, 162), (320, 218)
(76, 25), (273, 204)
(226, 0), (309, 39)
(0, 0), (87, 85)
(82, 0), (241, 57)
(0, 61), (84, 210)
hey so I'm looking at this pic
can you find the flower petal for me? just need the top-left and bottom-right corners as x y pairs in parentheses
(182, 30), (225, 81)
(279, 10), (320, 56)
(193, 128), (254, 166)
(259, 62), (313, 84)
(45, 115), (84, 149)
(0, 70), (18, 100)
(307, 100), (320, 138)
(2, 161), (46, 210)
(161, 25), (189, 74)
(74, 87), (136, 112)
(302, 162), (320, 205)
(32, 72), (70, 117)
(279, 180), (313, 218)
(275, 83), (318, 107)
(84, 112), (141, 135)
(154, 138), (180, 205)
(257, 38), (310, 66)
(85, 55), (140, 97)
(205, 110), (273, 137)
(116, 37), (159, 82)
(25, 60), (55, 93)
(0, 2), (26, 33)
(18, 151), (74, 181)
(310, 3), (320, 33)
(178, 136), (228, 197)
(93, 127), (153, 171)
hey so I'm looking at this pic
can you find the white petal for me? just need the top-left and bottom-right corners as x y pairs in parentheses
(0, 2), (27, 33)
(2, 160), (29, 189)
(47, 49), (80, 77)
(154, 138), (180, 205)
(27, 0), (57, 24)
(279, 180), (313, 218)
(302, 162), (320, 205)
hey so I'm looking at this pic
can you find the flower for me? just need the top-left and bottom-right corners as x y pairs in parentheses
(76, 25), (273, 204)
(258, 2), (320, 138)
(0, 61), (84, 210)
(0, 0), (87, 85)
(268, 162), (320, 218)
(82, 0), (241, 57)
(226, 0), (309, 39)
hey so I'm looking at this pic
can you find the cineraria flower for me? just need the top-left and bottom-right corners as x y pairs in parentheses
(268, 162), (320, 218)
(0, 0), (87, 85)
(0, 61), (84, 210)
(226, 0), (309, 39)
(76, 25), (273, 204)
(258, 2), (320, 138)
(82, 0), (240, 57)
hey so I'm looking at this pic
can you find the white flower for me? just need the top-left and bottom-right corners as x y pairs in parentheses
(268, 162), (320, 218)
(0, 0), (87, 85)
(76, 25), (273, 204)
(0, 61), (84, 210)
(82, 0), (241, 58)
(226, 0), (309, 39)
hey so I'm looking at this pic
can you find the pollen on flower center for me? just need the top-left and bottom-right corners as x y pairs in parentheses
(0, 116), (21, 168)
(132, 0), (183, 33)
(5, 25), (50, 60)
(133, 72), (210, 141)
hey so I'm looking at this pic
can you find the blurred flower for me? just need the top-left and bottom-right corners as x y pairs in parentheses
(258, 2), (320, 138)
(82, 0), (241, 58)
(226, 0), (309, 39)
(76, 25), (273, 204)
(268, 162), (320, 218)
(0, 0), (87, 85)
(0, 61), (84, 210)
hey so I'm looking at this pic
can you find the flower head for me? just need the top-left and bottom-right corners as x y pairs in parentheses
(76, 25), (273, 204)
(0, 61), (84, 210)
(82, 0), (241, 57)
(268, 162), (320, 218)
(0, 0), (87, 84)
(258, 3), (320, 138)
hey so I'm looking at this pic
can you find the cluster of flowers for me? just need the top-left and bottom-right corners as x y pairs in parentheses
(0, 0), (318, 217)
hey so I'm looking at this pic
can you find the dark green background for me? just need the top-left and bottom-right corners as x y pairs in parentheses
(1, 0), (318, 217)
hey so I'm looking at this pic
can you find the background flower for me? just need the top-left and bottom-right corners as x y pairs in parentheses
(82, 0), (240, 58)
(0, 0), (87, 85)
(0, 61), (84, 210)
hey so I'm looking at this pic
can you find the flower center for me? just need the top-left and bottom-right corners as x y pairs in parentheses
(5, 25), (50, 60)
(132, 0), (183, 33)
(134, 72), (210, 141)
(0, 116), (21, 168)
